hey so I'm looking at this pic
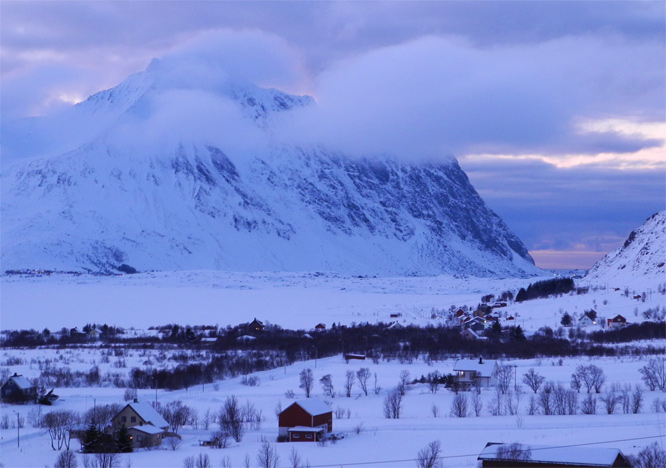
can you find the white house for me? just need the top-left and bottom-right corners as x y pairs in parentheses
(453, 357), (498, 389)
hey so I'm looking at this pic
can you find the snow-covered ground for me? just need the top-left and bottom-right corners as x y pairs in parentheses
(1, 270), (663, 332)
(1, 352), (664, 468)
(1, 271), (664, 468)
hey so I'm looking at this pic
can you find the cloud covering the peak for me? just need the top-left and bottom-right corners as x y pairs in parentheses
(277, 35), (663, 160)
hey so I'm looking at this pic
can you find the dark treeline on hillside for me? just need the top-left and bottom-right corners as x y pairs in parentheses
(515, 277), (577, 302)
(589, 321), (665, 343)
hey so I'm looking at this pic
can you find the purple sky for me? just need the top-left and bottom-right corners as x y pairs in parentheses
(2, 1), (664, 269)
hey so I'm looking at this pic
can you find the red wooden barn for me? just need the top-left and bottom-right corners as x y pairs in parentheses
(278, 399), (332, 442)
(607, 315), (627, 328)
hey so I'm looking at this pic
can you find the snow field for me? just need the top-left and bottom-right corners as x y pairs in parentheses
(1, 271), (663, 332)
(1, 352), (665, 468)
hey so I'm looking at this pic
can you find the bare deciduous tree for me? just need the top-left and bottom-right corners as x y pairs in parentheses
(450, 393), (468, 418)
(416, 440), (442, 468)
(471, 389), (483, 417)
(219, 395), (244, 442)
(398, 370), (411, 396)
(631, 442), (666, 468)
(496, 443), (532, 461)
(489, 386), (504, 416)
(639, 358), (666, 391)
(580, 394), (597, 414)
(299, 369), (314, 398)
(537, 383), (553, 415)
(320, 374), (335, 398)
(289, 446), (303, 468)
(256, 442), (280, 468)
(383, 387), (403, 419)
(161, 400), (192, 434)
(344, 370), (356, 398)
(522, 369), (546, 393)
(195, 454), (210, 468)
(494, 364), (513, 395)
(356, 368), (371, 396)
(373, 373), (381, 395)
(632, 385), (644, 414)
(428, 371), (441, 394)
(54, 450), (78, 468)
(84, 453), (119, 468)
(573, 365), (606, 394)
(601, 388), (621, 414)
(44, 410), (78, 451)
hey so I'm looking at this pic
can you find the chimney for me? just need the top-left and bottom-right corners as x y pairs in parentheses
(133, 398), (139, 403)
(479, 357), (483, 364)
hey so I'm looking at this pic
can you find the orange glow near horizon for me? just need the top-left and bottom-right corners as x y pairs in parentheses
(530, 250), (608, 270)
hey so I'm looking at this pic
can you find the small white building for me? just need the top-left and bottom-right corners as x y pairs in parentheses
(453, 357), (498, 389)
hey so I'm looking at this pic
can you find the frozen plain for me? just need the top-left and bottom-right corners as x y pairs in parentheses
(1, 271), (664, 468)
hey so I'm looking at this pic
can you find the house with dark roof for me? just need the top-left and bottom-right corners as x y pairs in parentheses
(478, 442), (632, 467)
(249, 318), (265, 331)
(278, 399), (332, 442)
(1, 373), (37, 404)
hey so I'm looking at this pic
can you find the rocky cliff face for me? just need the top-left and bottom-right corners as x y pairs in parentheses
(1, 61), (537, 277)
(585, 211), (666, 288)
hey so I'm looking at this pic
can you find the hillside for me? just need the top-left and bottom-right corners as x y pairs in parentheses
(585, 211), (666, 289)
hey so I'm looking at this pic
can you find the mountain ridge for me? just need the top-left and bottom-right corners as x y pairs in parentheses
(584, 211), (666, 288)
(1, 61), (538, 277)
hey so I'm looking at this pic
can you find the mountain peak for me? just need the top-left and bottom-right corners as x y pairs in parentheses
(1, 61), (537, 278)
(585, 211), (666, 288)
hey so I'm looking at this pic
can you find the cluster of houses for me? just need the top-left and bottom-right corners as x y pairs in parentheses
(446, 305), (513, 341)
(570, 311), (628, 329)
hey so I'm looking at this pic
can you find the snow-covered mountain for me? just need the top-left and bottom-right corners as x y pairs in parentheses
(1, 59), (538, 277)
(584, 211), (666, 288)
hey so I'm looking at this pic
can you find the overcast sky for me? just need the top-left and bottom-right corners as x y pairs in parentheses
(2, 1), (664, 269)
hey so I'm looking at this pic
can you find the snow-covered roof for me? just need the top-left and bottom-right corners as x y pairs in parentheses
(9, 375), (34, 390)
(478, 443), (628, 467)
(292, 399), (331, 416)
(128, 424), (164, 435)
(288, 426), (325, 432)
(127, 401), (169, 429)
(463, 329), (488, 340)
(453, 358), (496, 377)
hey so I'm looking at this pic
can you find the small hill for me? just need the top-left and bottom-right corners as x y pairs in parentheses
(584, 211), (666, 289)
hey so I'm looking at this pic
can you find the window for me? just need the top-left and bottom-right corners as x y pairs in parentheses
(292, 434), (300, 439)
(306, 434), (313, 439)
(131, 416), (136, 423)
(138, 435), (143, 442)
(121, 416), (127, 423)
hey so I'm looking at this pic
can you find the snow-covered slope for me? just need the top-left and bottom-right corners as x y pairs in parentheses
(585, 211), (666, 288)
(1, 59), (538, 277)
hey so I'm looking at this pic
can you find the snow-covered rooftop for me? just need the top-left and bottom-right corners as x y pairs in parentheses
(127, 401), (169, 429)
(453, 358), (496, 377)
(292, 399), (331, 416)
(478, 443), (629, 467)
(128, 424), (164, 435)
(287, 426), (325, 432)
(9, 375), (34, 390)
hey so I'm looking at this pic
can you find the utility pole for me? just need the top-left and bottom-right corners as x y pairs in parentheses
(16, 412), (20, 448)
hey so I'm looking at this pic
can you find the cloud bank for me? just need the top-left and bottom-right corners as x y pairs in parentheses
(278, 35), (663, 161)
